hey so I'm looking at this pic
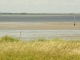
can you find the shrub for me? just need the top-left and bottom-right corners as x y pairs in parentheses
(0, 35), (19, 42)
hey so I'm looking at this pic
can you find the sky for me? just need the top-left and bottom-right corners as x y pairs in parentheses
(0, 0), (80, 13)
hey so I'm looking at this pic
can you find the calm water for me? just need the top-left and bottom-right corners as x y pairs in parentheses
(0, 15), (80, 40)
(0, 15), (80, 22)
(0, 30), (80, 40)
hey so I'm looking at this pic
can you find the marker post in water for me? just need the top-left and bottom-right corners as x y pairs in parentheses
(20, 31), (21, 38)
(74, 14), (75, 26)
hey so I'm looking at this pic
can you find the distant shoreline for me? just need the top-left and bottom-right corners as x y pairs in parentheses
(0, 13), (80, 15)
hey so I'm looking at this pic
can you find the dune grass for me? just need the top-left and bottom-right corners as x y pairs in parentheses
(0, 36), (80, 60)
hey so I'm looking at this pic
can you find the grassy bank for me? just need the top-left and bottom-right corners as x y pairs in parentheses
(0, 36), (80, 60)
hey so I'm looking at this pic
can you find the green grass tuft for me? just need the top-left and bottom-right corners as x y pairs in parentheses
(0, 35), (19, 42)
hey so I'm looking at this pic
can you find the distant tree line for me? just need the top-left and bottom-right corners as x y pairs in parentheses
(0, 13), (80, 15)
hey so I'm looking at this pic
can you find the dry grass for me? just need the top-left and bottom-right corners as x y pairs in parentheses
(0, 36), (80, 60)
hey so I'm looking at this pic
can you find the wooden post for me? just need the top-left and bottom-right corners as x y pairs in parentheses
(74, 15), (75, 26)
(20, 31), (21, 38)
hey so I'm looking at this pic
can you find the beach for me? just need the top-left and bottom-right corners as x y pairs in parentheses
(0, 22), (80, 30)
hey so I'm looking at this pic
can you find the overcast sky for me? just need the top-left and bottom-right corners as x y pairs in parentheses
(0, 0), (80, 13)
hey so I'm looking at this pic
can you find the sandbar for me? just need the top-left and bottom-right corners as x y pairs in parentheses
(0, 22), (80, 30)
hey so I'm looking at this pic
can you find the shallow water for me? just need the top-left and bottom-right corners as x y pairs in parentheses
(0, 15), (80, 22)
(0, 15), (80, 40)
(0, 30), (80, 40)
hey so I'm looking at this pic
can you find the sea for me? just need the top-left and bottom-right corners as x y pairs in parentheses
(0, 14), (80, 22)
(0, 14), (80, 40)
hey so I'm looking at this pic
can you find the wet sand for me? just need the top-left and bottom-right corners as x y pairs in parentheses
(0, 22), (80, 30)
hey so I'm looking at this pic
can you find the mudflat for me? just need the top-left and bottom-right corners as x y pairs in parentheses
(0, 22), (80, 30)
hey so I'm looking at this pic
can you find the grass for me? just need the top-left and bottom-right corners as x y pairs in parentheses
(0, 36), (80, 60)
(0, 35), (19, 42)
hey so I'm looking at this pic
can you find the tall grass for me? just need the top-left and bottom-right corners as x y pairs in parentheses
(0, 36), (80, 60)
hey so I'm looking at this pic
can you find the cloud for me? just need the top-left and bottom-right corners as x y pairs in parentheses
(0, 0), (80, 13)
(0, 0), (80, 6)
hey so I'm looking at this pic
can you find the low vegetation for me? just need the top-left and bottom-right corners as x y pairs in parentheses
(0, 36), (80, 60)
(0, 35), (19, 42)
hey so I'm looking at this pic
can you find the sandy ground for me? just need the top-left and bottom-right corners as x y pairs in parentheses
(0, 22), (80, 30)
